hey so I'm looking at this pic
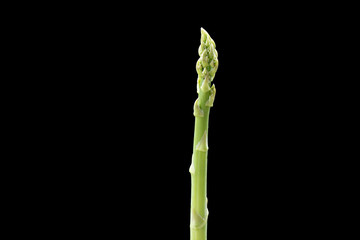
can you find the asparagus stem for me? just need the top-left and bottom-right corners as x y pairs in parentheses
(190, 28), (218, 240)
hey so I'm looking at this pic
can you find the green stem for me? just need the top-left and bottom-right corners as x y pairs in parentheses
(190, 28), (218, 240)
(190, 102), (210, 240)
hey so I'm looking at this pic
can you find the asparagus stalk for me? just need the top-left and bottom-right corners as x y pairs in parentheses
(190, 28), (218, 240)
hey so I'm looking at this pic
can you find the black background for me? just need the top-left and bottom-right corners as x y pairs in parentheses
(17, 3), (352, 239)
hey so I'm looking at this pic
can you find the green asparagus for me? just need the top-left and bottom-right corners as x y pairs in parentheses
(190, 28), (218, 240)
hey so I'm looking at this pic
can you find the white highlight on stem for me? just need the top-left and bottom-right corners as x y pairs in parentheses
(189, 163), (195, 174)
(190, 208), (208, 230)
(205, 84), (216, 107)
(193, 98), (204, 117)
(196, 130), (208, 152)
(197, 77), (201, 93)
(200, 76), (211, 92)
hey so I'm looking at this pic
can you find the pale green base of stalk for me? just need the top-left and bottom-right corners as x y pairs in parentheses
(191, 225), (207, 240)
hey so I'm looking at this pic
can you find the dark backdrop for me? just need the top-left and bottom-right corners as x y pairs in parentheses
(30, 5), (344, 239)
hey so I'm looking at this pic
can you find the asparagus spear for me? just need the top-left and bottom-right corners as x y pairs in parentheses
(190, 28), (218, 240)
